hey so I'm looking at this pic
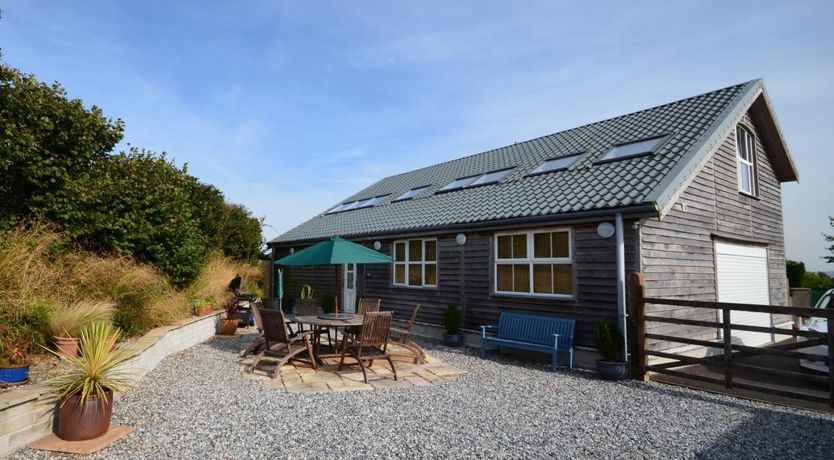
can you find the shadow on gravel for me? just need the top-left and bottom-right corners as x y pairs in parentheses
(695, 408), (834, 458)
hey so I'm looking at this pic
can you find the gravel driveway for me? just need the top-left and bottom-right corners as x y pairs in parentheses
(13, 333), (834, 459)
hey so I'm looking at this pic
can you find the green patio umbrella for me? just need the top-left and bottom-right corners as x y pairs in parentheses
(275, 236), (392, 315)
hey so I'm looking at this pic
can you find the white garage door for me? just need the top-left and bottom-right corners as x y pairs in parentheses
(715, 241), (772, 346)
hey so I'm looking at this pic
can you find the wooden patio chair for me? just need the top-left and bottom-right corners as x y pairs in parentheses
(293, 298), (332, 347)
(344, 298), (381, 343)
(248, 308), (317, 378)
(240, 301), (266, 357)
(389, 304), (427, 364)
(357, 298), (381, 315)
(337, 311), (397, 383)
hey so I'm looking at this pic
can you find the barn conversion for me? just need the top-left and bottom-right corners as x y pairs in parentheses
(267, 79), (798, 358)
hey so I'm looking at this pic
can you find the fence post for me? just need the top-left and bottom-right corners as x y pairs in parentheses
(828, 315), (834, 408)
(722, 306), (733, 389)
(627, 272), (647, 381)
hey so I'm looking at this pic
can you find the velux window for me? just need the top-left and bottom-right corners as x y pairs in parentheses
(529, 153), (583, 175)
(395, 186), (429, 202)
(736, 126), (758, 196)
(438, 168), (515, 192)
(598, 135), (667, 163)
(494, 229), (573, 297)
(393, 239), (437, 288)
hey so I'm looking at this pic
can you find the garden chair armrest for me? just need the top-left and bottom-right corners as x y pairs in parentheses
(480, 325), (496, 338)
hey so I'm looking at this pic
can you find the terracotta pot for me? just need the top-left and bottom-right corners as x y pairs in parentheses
(53, 336), (80, 357)
(196, 306), (213, 317)
(57, 389), (113, 441)
(219, 319), (238, 335)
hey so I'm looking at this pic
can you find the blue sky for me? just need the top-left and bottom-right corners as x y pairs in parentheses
(1, 1), (832, 270)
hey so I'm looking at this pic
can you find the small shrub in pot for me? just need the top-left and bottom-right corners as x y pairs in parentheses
(0, 326), (31, 386)
(47, 301), (114, 357)
(219, 297), (239, 335)
(442, 304), (464, 347)
(593, 319), (628, 380)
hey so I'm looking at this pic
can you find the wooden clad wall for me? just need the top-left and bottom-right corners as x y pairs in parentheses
(640, 111), (789, 349)
(356, 223), (637, 348)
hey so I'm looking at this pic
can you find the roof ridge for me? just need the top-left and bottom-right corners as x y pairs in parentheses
(380, 80), (757, 181)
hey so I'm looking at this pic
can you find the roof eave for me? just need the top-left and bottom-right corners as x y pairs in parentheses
(267, 203), (659, 247)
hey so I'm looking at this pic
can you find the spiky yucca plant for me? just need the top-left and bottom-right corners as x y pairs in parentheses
(47, 322), (135, 405)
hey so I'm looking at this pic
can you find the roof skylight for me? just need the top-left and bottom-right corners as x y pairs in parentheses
(528, 153), (584, 175)
(326, 194), (390, 214)
(394, 186), (429, 202)
(468, 168), (514, 187)
(356, 195), (389, 208)
(598, 135), (668, 163)
(438, 175), (480, 192)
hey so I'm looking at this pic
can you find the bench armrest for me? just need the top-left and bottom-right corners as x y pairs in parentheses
(480, 325), (496, 338)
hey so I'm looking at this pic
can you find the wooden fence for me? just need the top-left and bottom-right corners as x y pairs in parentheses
(628, 272), (834, 408)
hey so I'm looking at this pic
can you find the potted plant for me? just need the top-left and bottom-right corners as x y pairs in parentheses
(319, 293), (336, 314)
(47, 301), (114, 357)
(442, 304), (464, 347)
(0, 326), (31, 386)
(593, 319), (628, 380)
(47, 322), (134, 441)
(195, 294), (217, 317)
(219, 297), (239, 335)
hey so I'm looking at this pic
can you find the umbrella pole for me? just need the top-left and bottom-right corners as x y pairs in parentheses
(333, 265), (339, 315)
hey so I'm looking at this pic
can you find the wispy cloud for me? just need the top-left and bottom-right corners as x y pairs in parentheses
(1, 0), (832, 267)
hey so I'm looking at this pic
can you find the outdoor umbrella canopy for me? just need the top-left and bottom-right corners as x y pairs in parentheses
(275, 236), (393, 266)
(274, 236), (392, 315)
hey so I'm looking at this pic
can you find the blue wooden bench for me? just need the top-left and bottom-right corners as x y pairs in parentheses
(480, 312), (575, 370)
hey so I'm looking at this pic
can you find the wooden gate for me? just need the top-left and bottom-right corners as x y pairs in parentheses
(628, 272), (834, 408)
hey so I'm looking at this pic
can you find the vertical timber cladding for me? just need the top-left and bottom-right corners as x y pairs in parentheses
(359, 223), (638, 348)
(639, 111), (789, 351)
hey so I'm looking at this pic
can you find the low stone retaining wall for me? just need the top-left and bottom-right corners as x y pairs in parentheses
(0, 311), (222, 458)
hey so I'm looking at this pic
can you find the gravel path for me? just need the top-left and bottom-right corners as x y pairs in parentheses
(13, 333), (834, 459)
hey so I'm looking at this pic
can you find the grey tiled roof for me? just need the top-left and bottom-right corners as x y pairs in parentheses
(271, 80), (758, 244)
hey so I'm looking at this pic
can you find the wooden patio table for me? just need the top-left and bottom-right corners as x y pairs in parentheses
(290, 314), (364, 362)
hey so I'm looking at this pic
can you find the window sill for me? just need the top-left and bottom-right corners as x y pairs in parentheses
(392, 284), (438, 291)
(492, 291), (575, 301)
(738, 191), (761, 201)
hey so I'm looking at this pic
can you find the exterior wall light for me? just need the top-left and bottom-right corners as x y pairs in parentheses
(455, 233), (467, 246)
(373, 241), (382, 250)
(597, 222), (615, 239)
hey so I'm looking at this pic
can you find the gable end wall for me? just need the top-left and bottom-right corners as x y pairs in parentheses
(639, 111), (788, 349)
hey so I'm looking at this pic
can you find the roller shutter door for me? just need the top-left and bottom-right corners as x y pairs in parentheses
(715, 241), (772, 346)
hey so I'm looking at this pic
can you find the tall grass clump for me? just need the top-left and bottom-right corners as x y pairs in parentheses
(0, 222), (261, 355)
(47, 301), (114, 338)
(184, 252), (262, 305)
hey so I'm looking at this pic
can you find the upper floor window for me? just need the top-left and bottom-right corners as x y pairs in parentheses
(393, 239), (437, 288)
(736, 126), (758, 196)
(494, 229), (573, 298)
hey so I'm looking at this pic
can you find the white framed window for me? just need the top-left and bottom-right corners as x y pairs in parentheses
(736, 126), (757, 196)
(393, 239), (437, 288)
(494, 228), (573, 298)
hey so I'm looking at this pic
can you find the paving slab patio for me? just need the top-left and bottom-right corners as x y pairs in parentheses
(239, 342), (465, 394)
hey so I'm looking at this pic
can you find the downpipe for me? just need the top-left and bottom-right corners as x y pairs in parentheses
(615, 213), (628, 362)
